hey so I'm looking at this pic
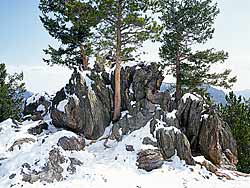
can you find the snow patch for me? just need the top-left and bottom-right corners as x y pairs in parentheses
(57, 99), (68, 113)
(26, 92), (50, 106)
(80, 71), (95, 90)
(166, 110), (177, 119)
(36, 104), (45, 112)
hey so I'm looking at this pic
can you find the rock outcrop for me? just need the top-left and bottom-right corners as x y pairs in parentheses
(111, 63), (175, 140)
(51, 70), (113, 139)
(49, 62), (237, 171)
(177, 94), (203, 149)
(198, 108), (237, 168)
(23, 92), (51, 120)
(176, 94), (237, 169)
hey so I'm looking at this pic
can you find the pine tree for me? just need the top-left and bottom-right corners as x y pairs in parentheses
(0, 63), (26, 122)
(158, 0), (236, 103)
(219, 92), (250, 173)
(39, 0), (101, 69)
(96, 0), (159, 121)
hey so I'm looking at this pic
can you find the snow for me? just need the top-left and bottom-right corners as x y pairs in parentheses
(26, 92), (50, 106)
(79, 71), (95, 90)
(182, 93), (200, 103)
(202, 114), (209, 120)
(0, 118), (250, 188)
(36, 104), (45, 112)
(121, 110), (129, 118)
(130, 101), (136, 106)
(57, 99), (68, 113)
(166, 110), (177, 119)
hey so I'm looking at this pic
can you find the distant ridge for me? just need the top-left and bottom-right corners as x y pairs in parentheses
(160, 83), (227, 105)
(235, 89), (250, 99)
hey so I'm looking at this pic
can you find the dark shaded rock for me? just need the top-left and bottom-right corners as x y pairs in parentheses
(156, 128), (176, 159)
(57, 136), (85, 151)
(28, 121), (49, 135)
(137, 149), (164, 172)
(8, 138), (36, 152)
(156, 128), (195, 165)
(67, 158), (83, 174)
(177, 95), (203, 149)
(23, 92), (51, 118)
(22, 163), (31, 170)
(51, 70), (113, 139)
(9, 174), (16, 179)
(111, 63), (165, 111)
(142, 137), (158, 147)
(126, 145), (135, 152)
(198, 108), (237, 168)
(31, 112), (43, 121)
(111, 108), (153, 141)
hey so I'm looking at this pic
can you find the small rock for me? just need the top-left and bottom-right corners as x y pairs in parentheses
(9, 174), (16, 179)
(57, 136), (85, 151)
(28, 121), (49, 135)
(137, 149), (164, 172)
(126, 145), (135, 152)
(8, 138), (36, 152)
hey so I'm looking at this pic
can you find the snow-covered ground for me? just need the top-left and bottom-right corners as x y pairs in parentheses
(0, 118), (250, 188)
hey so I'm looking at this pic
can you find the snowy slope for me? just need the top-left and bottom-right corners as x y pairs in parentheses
(0, 118), (250, 188)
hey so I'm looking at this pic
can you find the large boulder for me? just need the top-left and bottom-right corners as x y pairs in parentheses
(136, 149), (164, 171)
(156, 127), (195, 165)
(51, 70), (113, 140)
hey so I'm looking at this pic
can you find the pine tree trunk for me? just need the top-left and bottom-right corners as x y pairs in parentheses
(113, 59), (121, 121)
(80, 44), (88, 70)
(176, 52), (182, 104)
(113, 0), (122, 121)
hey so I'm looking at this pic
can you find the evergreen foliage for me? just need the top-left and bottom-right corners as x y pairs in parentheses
(39, 0), (101, 69)
(219, 92), (250, 173)
(96, 0), (160, 62)
(0, 63), (26, 122)
(158, 0), (237, 102)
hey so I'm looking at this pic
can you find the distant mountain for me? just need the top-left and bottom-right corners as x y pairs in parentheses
(235, 89), (250, 99)
(160, 83), (227, 105)
(23, 91), (33, 100)
(205, 86), (227, 105)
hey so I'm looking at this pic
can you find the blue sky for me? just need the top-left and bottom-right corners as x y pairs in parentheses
(1, 0), (250, 93)
(0, 0), (56, 66)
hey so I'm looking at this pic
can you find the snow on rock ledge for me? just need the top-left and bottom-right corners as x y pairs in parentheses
(23, 92), (52, 120)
